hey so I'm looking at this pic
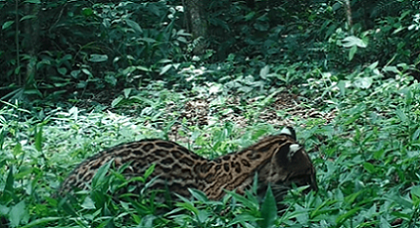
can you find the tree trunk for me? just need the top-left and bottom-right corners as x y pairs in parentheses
(184, 0), (207, 54)
(23, 1), (41, 85)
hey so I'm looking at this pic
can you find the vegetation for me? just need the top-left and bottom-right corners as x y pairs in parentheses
(1, 0), (419, 227)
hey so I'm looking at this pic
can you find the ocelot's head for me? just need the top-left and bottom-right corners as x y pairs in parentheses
(257, 127), (318, 201)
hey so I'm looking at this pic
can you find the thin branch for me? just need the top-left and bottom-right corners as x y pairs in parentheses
(15, 0), (21, 85)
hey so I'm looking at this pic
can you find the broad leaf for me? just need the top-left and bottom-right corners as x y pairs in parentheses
(259, 185), (277, 228)
(342, 36), (367, 48)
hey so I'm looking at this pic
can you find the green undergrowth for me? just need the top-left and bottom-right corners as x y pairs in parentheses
(1, 64), (420, 227)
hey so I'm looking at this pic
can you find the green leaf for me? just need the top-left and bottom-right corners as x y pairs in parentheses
(254, 20), (269, 31)
(13, 67), (22, 76)
(81, 196), (96, 210)
(395, 109), (407, 122)
(24, 89), (42, 97)
(260, 185), (277, 228)
(88, 54), (108, 63)
(34, 125), (42, 152)
(104, 75), (117, 86)
(160, 64), (172, 75)
(342, 36), (367, 48)
(2, 21), (14, 30)
(353, 77), (373, 89)
(123, 88), (131, 98)
(349, 46), (357, 60)
(337, 80), (346, 96)
(3, 166), (14, 202)
(336, 207), (361, 225)
(91, 159), (113, 189)
(142, 175), (160, 195)
(81, 68), (92, 77)
(259, 65), (270, 79)
(19, 217), (62, 228)
(9, 201), (28, 227)
(379, 216), (391, 228)
(111, 96), (123, 108)
(412, 127), (420, 141)
(13, 143), (22, 156)
(363, 162), (376, 173)
(227, 214), (260, 226)
(24, 0), (41, 3)
(175, 201), (199, 215)
(143, 163), (155, 180)
(412, 193), (420, 207)
(177, 36), (187, 43)
(140, 37), (156, 43)
(76, 81), (87, 89)
(196, 210), (210, 224)
(20, 15), (37, 21)
(82, 8), (93, 17)
(411, 185), (420, 198)
(70, 70), (81, 78)
(244, 12), (255, 21)
(189, 189), (209, 202)
(310, 198), (338, 218)
(367, 61), (379, 70)
(57, 67), (67, 75)
(136, 65), (151, 72)
(228, 191), (259, 210)
(125, 19), (142, 34)
(373, 149), (386, 159)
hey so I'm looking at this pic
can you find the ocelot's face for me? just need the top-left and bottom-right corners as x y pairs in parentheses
(282, 145), (318, 192)
(262, 141), (317, 201)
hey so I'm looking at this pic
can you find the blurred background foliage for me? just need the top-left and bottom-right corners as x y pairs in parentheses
(1, 1), (420, 227)
(0, 0), (419, 101)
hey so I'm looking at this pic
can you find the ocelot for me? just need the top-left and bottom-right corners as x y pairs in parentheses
(59, 127), (317, 203)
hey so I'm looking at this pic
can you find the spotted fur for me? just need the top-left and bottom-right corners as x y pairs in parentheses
(59, 127), (317, 202)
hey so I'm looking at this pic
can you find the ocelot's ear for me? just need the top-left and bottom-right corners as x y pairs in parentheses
(275, 143), (302, 166)
(287, 144), (301, 161)
(280, 126), (296, 140)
